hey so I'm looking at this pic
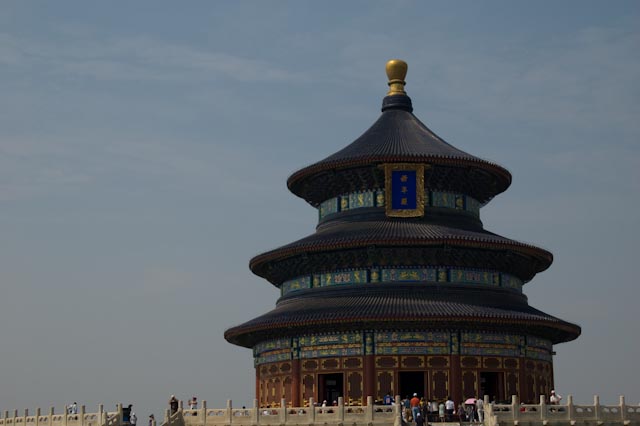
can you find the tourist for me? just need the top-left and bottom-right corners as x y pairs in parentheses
(130, 412), (137, 426)
(69, 402), (78, 415)
(123, 405), (132, 424)
(476, 397), (484, 423)
(457, 402), (466, 421)
(438, 401), (445, 422)
(169, 395), (179, 415)
(148, 414), (155, 426)
(383, 392), (393, 405)
(550, 390), (562, 405)
(415, 412), (425, 426)
(465, 401), (475, 422)
(189, 397), (198, 410)
(445, 397), (455, 421)
(410, 393), (420, 421)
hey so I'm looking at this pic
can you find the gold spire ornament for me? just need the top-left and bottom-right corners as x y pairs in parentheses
(385, 59), (408, 96)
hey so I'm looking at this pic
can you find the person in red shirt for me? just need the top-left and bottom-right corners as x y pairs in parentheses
(410, 393), (421, 421)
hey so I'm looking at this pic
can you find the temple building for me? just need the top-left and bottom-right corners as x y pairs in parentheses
(224, 60), (580, 407)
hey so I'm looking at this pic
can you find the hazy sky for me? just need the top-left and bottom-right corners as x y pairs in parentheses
(0, 0), (638, 418)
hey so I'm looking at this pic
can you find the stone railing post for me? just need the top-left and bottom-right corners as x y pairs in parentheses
(511, 395), (519, 422)
(226, 400), (232, 425)
(35, 408), (41, 426)
(80, 406), (85, 426)
(620, 396), (626, 423)
(393, 397), (401, 426)
(62, 407), (67, 426)
(251, 399), (258, 425)
(308, 398), (315, 424)
(365, 396), (373, 423)
(49, 407), (54, 426)
(337, 397), (344, 423)
(116, 404), (123, 426)
(163, 410), (169, 426)
(567, 395), (574, 419)
(200, 400), (207, 426)
(539, 394), (547, 421)
(279, 399), (286, 424)
(594, 395), (601, 423)
(98, 405), (103, 426)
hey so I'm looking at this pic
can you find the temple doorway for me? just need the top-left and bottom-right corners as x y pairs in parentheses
(318, 373), (343, 404)
(480, 372), (504, 402)
(399, 371), (425, 399)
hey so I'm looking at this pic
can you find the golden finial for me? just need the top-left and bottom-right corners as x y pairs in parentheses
(385, 59), (408, 96)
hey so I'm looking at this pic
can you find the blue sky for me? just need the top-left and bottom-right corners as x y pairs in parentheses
(0, 1), (638, 418)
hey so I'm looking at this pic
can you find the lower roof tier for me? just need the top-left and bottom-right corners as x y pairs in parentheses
(224, 284), (581, 348)
(250, 219), (553, 284)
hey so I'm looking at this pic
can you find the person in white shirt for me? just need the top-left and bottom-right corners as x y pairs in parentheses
(550, 390), (562, 405)
(130, 413), (137, 426)
(445, 397), (455, 421)
(475, 397), (484, 423)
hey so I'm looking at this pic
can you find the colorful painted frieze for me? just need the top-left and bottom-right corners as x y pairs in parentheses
(299, 332), (362, 347)
(348, 191), (375, 209)
(281, 276), (312, 295)
(381, 268), (437, 282)
(300, 345), (363, 359)
(450, 269), (492, 285)
(254, 338), (291, 355)
(501, 274), (523, 290)
(317, 190), (482, 220)
(461, 333), (520, 345)
(320, 270), (367, 287)
(281, 267), (523, 296)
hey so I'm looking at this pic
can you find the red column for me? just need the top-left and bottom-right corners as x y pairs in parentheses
(363, 355), (376, 403)
(291, 359), (301, 407)
(450, 355), (461, 402)
(255, 366), (261, 403)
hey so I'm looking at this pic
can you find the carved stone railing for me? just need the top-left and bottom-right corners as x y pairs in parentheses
(486, 394), (640, 426)
(179, 396), (398, 426)
(7, 394), (639, 426)
(0, 405), (121, 426)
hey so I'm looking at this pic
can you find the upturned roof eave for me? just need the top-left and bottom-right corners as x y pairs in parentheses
(286, 154), (512, 204)
(224, 315), (581, 349)
(249, 236), (553, 281)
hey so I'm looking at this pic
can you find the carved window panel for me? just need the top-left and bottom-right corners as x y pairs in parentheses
(269, 365), (279, 375)
(261, 366), (268, 377)
(321, 358), (340, 370)
(274, 378), (282, 401)
(376, 356), (398, 368)
(525, 374), (535, 403)
(537, 375), (547, 399)
(503, 358), (519, 369)
(302, 374), (315, 402)
(483, 357), (501, 369)
(401, 356), (424, 369)
(303, 360), (318, 371)
(347, 372), (364, 405)
(284, 377), (292, 403)
(377, 371), (394, 396)
(343, 357), (363, 369)
(462, 370), (477, 398)
(432, 370), (449, 400)
(427, 356), (449, 368)
(280, 362), (292, 373)
(461, 356), (479, 368)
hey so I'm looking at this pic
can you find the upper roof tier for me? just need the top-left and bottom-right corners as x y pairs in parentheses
(287, 60), (512, 206)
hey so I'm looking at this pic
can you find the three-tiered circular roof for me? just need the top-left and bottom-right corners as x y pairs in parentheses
(224, 59), (581, 349)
